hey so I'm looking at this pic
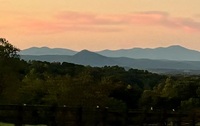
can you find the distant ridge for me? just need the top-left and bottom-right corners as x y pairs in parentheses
(97, 45), (200, 61)
(20, 45), (200, 61)
(20, 48), (200, 73)
(20, 47), (77, 55)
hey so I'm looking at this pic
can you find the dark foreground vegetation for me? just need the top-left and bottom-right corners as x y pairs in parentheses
(1, 38), (200, 125)
(1, 38), (200, 110)
(0, 104), (200, 126)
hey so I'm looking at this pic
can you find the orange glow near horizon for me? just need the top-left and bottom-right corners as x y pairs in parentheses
(1, 0), (200, 51)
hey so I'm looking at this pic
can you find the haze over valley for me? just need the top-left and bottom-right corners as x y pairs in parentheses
(20, 45), (200, 74)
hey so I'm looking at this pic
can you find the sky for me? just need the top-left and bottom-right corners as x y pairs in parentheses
(1, 0), (200, 51)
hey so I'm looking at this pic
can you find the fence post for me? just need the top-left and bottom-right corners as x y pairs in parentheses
(95, 106), (101, 126)
(76, 107), (83, 126)
(102, 107), (108, 126)
(189, 112), (196, 126)
(32, 107), (39, 125)
(15, 105), (23, 126)
(140, 109), (147, 126)
(59, 105), (67, 126)
(159, 109), (167, 126)
(123, 107), (128, 126)
(176, 111), (181, 126)
(48, 105), (57, 126)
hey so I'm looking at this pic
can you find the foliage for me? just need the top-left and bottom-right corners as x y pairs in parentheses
(0, 38), (25, 104)
(0, 38), (20, 59)
(1, 38), (200, 111)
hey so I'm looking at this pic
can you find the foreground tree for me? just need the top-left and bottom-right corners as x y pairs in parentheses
(0, 38), (20, 58)
(0, 38), (24, 103)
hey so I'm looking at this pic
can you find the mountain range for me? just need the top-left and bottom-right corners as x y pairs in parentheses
(20, 45), (200, 74)
(20, 45), (200, 61)
(97, 45), (200, 61)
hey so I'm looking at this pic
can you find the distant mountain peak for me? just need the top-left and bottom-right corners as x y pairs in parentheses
(79, 49), (91, 53)
(167, 45), (186, 49)
(75, 49), (94, 55)
(74, 49), (105, 58)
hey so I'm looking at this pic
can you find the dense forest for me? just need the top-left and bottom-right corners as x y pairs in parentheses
(1, 38), (200, 111)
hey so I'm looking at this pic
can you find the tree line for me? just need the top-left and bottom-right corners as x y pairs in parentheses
(0, 38), (200, 111)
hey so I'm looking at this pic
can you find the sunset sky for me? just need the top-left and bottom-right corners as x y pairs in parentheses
(1, 0), (200, 51)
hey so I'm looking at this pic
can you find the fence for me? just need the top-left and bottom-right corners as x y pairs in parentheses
(0, 104), (199, 126)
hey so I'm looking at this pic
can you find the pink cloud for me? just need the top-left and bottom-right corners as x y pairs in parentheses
(55, 11), (170, 26)
(55, 11), (127, 25)
(127, 11), (168, 24)
(54, 11), (200, 33)
(128, 12), (200, 33)
(20, 18), (122, 34)
(18, 11), (200, 34)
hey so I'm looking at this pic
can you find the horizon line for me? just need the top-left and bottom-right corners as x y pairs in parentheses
(20, 44), (197, 52)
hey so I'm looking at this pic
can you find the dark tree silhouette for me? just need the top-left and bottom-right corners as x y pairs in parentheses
(0, 38), (20, 59)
